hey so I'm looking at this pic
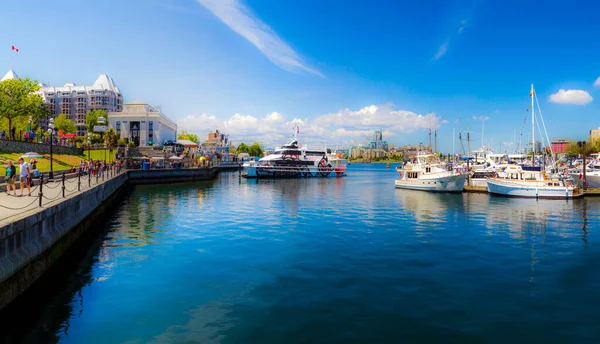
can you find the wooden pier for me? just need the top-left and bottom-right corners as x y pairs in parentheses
(463, 185), (487, 193)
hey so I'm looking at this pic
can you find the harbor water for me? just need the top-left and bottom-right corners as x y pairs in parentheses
(3, 164), (600, 343)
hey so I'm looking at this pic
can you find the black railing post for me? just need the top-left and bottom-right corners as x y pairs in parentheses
(96, 170), (99, 185)
(88, 169), (91, 187)
(38, 175), (44, 207)
(62, 172), (66, 198)
(78, 171), (81, 191)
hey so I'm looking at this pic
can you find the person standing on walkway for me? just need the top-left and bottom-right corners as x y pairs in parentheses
(5, 160), (17, 196)
(18, 157), (31, 196)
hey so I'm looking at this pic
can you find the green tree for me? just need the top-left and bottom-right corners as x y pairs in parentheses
(0, 78), (44, 139)
(565, 141), (583, 158)
(105, 127), (118, 152)
(86, 109), (106, 133)
(54, 114), (77, 134)
(237, 142), (249, 153)
(248, 142), (263, 157)
(177, 130), (200, 143)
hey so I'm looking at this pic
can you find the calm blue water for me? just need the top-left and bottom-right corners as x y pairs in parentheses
(5, 163), (600, 343)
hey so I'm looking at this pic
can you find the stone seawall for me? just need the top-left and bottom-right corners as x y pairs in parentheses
(0, 167), (219, 311)
(0, 173), (127, 310)
(0, 140), (83, 155)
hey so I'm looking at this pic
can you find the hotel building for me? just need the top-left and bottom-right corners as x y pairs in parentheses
(107, 100), (177, 147)
(35, 74), (123, 136)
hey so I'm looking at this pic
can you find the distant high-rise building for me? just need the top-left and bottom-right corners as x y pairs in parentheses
(35, 73), (124, 136)
(526, 141), (542, 154)
(368, 129), (389, 151)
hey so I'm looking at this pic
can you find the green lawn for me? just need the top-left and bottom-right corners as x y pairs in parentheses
(0, 149), (117, 173)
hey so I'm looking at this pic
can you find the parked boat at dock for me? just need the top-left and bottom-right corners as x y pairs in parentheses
(395, 153), (467, 192)
(242, 130), (347, 179)
(486, 84), (579, 199)
(487, 165), (578, 199)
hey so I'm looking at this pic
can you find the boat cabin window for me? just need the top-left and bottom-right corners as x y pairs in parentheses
(305, 151), (324, 156)
(426, 167), (431, 173)
(281, 150), (301, 155)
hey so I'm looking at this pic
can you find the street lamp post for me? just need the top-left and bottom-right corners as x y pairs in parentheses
(104, 142), (107, 162)
(87, 132), (92, 161)
(48, 117), (55, 180)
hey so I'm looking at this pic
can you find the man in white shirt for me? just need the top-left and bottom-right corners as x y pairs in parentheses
(18, 157), (32, 196)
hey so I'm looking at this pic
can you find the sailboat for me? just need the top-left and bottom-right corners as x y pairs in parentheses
(486, 84), (580, 199)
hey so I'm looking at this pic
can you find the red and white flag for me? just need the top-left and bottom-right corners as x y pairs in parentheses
(11, 45), (18, 52)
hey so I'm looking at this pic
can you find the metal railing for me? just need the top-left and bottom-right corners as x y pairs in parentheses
(0, 165), (125, 213)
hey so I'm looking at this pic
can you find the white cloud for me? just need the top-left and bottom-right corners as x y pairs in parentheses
(441, 119), (449, 124)
(472, 116), (489, 121)
(433, 42), (448, 60)
(196, 0), (322, 77)
(264, 112), (283, 122)
(458, 20), (468, 34)
(177, 105), (446, 147)
(549, 89), (593, 105)
(594, 77), (600, 87)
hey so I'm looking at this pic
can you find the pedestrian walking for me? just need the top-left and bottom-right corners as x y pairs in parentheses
(5, 160), (17, 196)
(18, 157), (32, 196)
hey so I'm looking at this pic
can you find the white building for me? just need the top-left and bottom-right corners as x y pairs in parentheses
(107, 100), (177, 147)
(35, 73), (123, 136)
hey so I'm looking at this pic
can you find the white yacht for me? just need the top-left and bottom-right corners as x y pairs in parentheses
(486, 84), (580, 199)
(242, 127), (347, 179)
(395, 153), (467, 192)
(487, 164), (579, 199)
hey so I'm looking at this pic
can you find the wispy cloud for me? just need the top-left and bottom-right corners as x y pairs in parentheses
(594, 76), (600, 87)
(433, 42), (448, 60)
(432, 19), (469, 61)
(458, 20), (468, 34)
(196, 0), (322, 77)
(472, 115), (489, 121)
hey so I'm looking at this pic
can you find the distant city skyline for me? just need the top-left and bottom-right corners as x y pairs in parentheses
(1, 0), (599, 152)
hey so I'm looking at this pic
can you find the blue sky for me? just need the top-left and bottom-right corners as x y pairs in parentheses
(1, 0), (599, 152)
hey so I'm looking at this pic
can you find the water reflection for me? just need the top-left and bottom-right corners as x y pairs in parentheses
(4, 166), (600, 343)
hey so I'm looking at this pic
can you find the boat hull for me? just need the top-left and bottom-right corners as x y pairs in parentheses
(487, 179), (576, 199)
(395, 173), (467, 192)
(243, 165), (346, 179)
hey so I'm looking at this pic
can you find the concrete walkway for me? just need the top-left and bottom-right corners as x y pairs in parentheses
(0, 170), (124, 226)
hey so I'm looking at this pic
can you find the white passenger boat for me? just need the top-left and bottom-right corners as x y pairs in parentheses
(487, 165), (579, 199)
(242, 126), (347, 179)
(486, 84), (580, 199)
(395, 153), (467, 192)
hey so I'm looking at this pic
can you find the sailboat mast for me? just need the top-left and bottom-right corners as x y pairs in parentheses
(531, 84), (535, 165)
(452, 127), (455, 156)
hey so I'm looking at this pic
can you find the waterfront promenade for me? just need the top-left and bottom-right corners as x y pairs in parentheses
(0, 170), (122, 226)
